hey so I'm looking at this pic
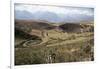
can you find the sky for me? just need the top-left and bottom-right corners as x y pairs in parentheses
(15, 4), (94, 23)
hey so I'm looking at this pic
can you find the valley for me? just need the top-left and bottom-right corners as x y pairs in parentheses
(15, 20), (94, 65)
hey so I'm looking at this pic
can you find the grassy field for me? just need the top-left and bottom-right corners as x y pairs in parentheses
(15, 25), (94, 65)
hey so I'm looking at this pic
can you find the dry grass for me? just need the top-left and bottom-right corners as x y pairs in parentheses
(15, 25), (94, 65)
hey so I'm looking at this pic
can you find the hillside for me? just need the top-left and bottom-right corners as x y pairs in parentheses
(60, 23), (94, 33)
(15, 19), (56, 32)
(15, 20), (94, 65)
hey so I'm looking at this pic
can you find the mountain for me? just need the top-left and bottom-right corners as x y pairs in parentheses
(15, 10), (34, 19)
(15, 10), (93, 23)
(15, 10), (62, 23)
(15, 19), (56, 30)
(32, 11), (62, 23)
(59, 23), (94, 33)
(59, 23), (82, 33)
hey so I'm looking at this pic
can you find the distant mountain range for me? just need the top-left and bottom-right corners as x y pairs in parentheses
(15, 10), (93, 23)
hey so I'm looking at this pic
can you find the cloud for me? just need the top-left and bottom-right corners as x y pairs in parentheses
(15, 4), (94, 23)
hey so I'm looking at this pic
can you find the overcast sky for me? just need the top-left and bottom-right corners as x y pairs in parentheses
(15, 4), (94, 23)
